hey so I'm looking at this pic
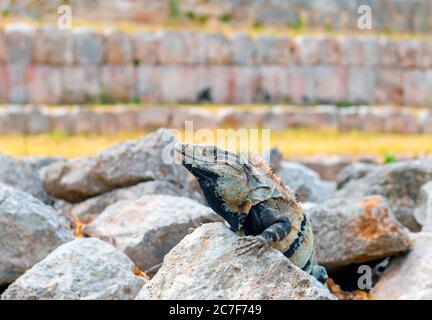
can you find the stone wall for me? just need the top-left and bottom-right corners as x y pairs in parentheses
(3, 0), (432, 33)
(1, 105), (431, 135)
(1, 24), (432, 106)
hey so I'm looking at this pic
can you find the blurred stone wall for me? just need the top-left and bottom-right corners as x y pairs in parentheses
(2, 0), (431, 33)
(1, 24), (432, 106)
(1, 105), (431, 135)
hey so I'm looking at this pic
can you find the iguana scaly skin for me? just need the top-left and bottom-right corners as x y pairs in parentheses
(176, 143), (328, 283)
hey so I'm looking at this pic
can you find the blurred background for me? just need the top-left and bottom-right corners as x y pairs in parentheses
(1, 0), (432, 180)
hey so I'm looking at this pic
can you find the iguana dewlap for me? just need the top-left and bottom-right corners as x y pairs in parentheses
(176, 143), (328, 283)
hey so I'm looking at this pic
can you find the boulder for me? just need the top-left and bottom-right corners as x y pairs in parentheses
(293, 155), (356, 181)
(371, 232), (432, 300)
(83, 195), (221, 272)
(1, 238), (145, 300)
(414, 181), (432, 230)
(0, 154), (50, 203)
(276, 161), (336, 203)
(399, 289), (432, 300)
(305, 196), (411, 270)
(42, 129), (192, 202)
(334, 161), (432, 231)
(0, 184), (73, 285)
(336, 162), (380, 189)
(23, 156), (65, 172)
(135, 223), (335, 300)
(66, 180), (204, 223)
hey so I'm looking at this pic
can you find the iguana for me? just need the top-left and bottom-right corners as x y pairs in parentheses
(175, 143), (328, 284)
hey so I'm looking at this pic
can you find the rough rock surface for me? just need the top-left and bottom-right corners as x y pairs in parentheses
(334, 161), (432, 230)
(42, 129), (192, 202)
(305, 196), (411, 270)
(413, 181), (432, 230)
(399, 289), (432, 300)
(0, 154), (50, 203)
(371, 232), (432, 300)
(24, 156), (65, 172)
(336, 162), (380, 189)
(135, 223), (336, 300)
(0, 184), (73, 285)
(84, 195), (222, 271)
(277, 161), (336, 203)
(65, 180), (204, 223)
(1, 238), (145, 300)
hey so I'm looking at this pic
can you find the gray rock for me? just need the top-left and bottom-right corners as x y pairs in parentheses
(0, 154), (50, 203)
(371, 232), (432, 300)
(414, 181), (432, 230)
(42, 129), (192, 202)
(277, 161), (336, 203)
(335, 161), (432, 231)
(336, 162), (380, 189)
(66, 180), (204, 223)
(136, 223), (335, 300)
(0, 184), (73, 285)
(1, 238), (145, 300)
(399, 289), (432, 300)
(83, 195), (222, 272)
(24, 156), (65, 172)
(262, 147), (283, 172)
(306, 196), (411, 270)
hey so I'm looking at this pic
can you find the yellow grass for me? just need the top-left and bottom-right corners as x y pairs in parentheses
(1, 17), (432, 40)
(1, 129), (432, 159)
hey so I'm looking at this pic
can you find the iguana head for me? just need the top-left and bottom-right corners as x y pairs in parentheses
(175, 143), (275, 230)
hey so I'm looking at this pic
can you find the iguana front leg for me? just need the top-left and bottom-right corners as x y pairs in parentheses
(236, 204), (292, 257)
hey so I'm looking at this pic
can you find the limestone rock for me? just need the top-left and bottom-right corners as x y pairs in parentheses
(371, 232), (432, 300)
(0, 154), (50, 203)
(336, 162), (380, 189)
(277, 161), (336, 203)
(66, 180), (204, 223)
(136, 223), (335, 300)
(42, 129), (191, 202)
(306, 196), (411, 270)
(335, 161), (432, 231)
(414, 181), (432, 230)
(83, 195), (222, 272)
(1, 238), (145, 300)
(0, 184), (73, 285)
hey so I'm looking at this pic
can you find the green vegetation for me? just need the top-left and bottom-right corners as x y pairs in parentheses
(168, 0), (181, 21)
(335, 101), (353, 108)
(288, 16), (305, 31)
(253, 21), (263, 30)
(1, 9), (10, 18)
(98, 92), (111, 105)
(383, 152), (397, 164)
(185, 11), (196, 21)
(219, 14), (232, 23)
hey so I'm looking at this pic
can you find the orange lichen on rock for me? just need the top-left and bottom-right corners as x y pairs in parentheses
(74, 218), (85, 238)
(357, 196), (402, 241)
(133, 266), (150, 280)
(327, 278), (374, 300)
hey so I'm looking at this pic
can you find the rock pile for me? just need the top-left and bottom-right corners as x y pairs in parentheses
(1, 128), (432, 300)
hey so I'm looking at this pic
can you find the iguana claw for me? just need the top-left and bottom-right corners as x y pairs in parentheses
(236, 235), (270, 257)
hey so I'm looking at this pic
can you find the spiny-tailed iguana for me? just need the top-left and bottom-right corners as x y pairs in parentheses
(176, 143), (328, 283)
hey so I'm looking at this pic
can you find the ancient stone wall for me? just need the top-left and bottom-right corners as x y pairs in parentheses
(1, 105), (431, 135)
(1, 24), (432, 106)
